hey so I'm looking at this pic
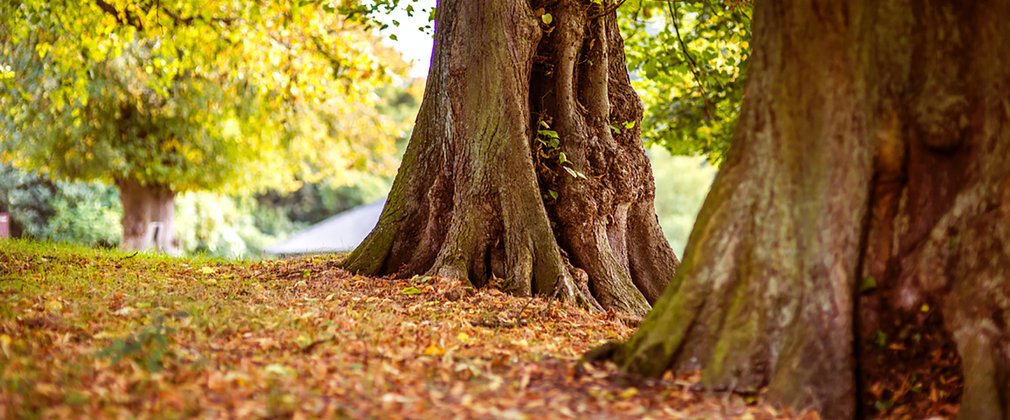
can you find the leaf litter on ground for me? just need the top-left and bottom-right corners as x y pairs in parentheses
(0, 240), (806, 419)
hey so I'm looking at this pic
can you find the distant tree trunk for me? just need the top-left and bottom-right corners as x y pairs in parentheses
(343, 0), (677, 316)
(117, 179), (177, 253)
(612, 0), (1010, 418)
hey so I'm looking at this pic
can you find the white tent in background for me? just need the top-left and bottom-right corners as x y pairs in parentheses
(265, 199), (385, 255)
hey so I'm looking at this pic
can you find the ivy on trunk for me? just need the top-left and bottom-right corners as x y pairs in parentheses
(343, 0), (678, 316)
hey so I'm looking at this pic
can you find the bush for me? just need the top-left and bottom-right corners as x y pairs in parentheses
(45, 181), (122, 245)
(175, 192), (277, 259)
(0, 165), (120, 244)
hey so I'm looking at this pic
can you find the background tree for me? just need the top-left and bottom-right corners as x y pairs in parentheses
(619, 0), (750, 164)
(0, 0), (407, 251)
(344, 0), (680, 316)
(610, 0), (1010, 418)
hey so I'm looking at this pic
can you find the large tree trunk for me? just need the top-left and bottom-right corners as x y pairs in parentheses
(612, 0), (1010, 418)
(343, 0), (678, 316)
(117, 179), (177, 253)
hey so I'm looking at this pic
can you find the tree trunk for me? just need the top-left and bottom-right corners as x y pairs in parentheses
(117, 179), (177, 254)
(612, 0), (1010, 418)
(343, 0), (678, 316)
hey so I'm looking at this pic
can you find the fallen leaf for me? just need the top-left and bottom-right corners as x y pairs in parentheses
(423, 345), (445, 356)
(45, 299), (63, 313)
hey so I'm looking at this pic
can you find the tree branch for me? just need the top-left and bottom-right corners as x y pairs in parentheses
(666, 0), (713, 120)
(93, 0), (144, 30)
(589, 0), (628, 20)
(156, 5), (237, 26)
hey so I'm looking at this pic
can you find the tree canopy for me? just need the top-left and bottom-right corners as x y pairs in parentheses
(0, 0), (411, 194)
(620, 0), (750, 163)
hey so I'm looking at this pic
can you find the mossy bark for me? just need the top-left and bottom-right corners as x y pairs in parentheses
(343, 0), (677, 316)
(613, 0), (1010, 418)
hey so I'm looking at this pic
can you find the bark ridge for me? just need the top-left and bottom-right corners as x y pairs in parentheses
(615, 1), (1010, 418)
(343, 0), (678, 316)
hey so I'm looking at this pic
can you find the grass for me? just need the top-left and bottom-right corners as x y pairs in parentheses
(0, 239), (790, 418)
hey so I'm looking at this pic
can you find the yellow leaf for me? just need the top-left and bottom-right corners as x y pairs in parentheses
(199, 266), (216, 275)
(619, 388), (639, 399)
(45, 299), (63, 313)
(264, 364), (293, 377)
(0, 334), (11, 357)
(423, 345), (445, 356)
(457, 332), (471, 343)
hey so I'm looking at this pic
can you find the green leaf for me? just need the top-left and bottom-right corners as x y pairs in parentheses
(860, 276), (877, 293)
(558, 151), (569, 164)
(401, 286), (423, 295)
(538, 129), (559, 139)
(872, 330), (887, 348)
(874, 399), (894, 412)
(548, 189), (558, 200)
(410, 275), (433, 285)
(563, 166), (587, 179)
(623, 120), (636, 129)
(541, 13), (553, 25)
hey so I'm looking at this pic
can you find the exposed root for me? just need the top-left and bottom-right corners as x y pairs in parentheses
(344, 0), (677, 316)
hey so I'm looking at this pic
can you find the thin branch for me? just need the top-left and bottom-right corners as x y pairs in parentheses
(590, 0), (629, 20)
(310, 36), (345, 77)
(93, 0), (144, 30)
(666, 0), (714, 120)
(156, 4), (237, 26)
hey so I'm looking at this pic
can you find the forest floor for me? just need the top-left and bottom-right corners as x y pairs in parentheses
(0, 240), (805, 419)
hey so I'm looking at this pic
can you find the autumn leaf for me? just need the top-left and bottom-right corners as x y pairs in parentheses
(0, 240), (793, 418)
(423, 345), (445, 356)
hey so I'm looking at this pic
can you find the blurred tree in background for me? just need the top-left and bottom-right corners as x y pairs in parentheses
(0, 0), (415, 252)
(620, 0), (750, 164)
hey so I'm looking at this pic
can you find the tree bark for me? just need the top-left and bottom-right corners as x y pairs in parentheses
(343, 0), (678, 316)
(612, 0), (1010, 418)
(117, 179), (177, 253)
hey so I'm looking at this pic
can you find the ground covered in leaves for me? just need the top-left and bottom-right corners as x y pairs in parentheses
(859, 296), (963, 417)
(0, 240), (798, 418)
